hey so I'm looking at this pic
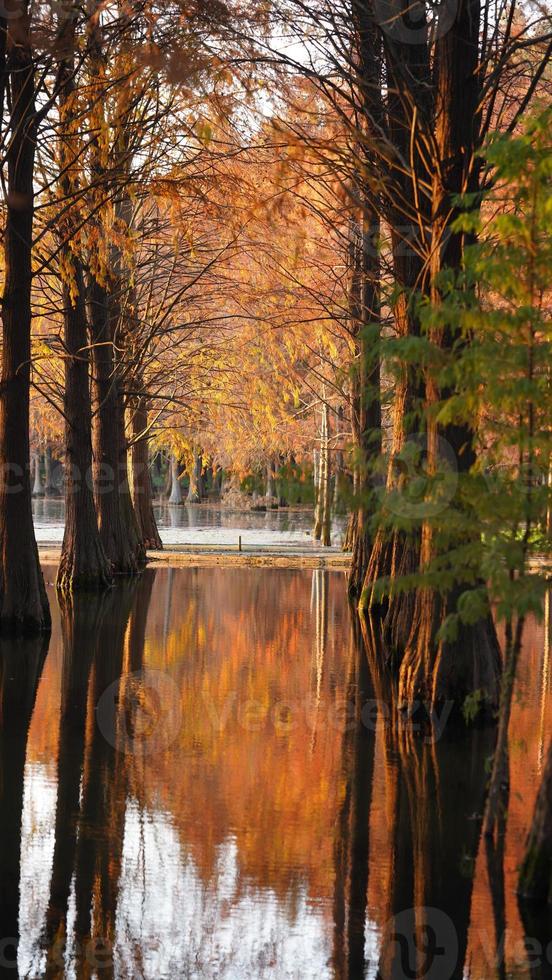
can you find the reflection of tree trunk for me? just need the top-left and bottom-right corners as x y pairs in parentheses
(360, 614), (415, 978)
(43, 594), (109, 975)
(518, 738), (552, 904)
(485, 832), (507, 980)
(517, 897), (552, 980)
(0, 635), (48, 977)
(73, 583), (137, 962)
(332, 616), (376, 980)
(361, 614), (491, 978)
(400, 728), (493, 979)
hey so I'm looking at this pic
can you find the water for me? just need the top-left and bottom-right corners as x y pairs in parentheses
(1, 567), (551, 978)
(31, 499), (343, 549)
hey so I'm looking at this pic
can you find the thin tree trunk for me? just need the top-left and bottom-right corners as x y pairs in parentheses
(168, 454), (183, 505)
(0, 6), (50, 632)
(44, 444), (59, 497)
(187, 450), (202, 504)
(32, 452), (43, 497)
(55, 6), (112, 593)
(321, 403), (332, 547)
(58, 271), (112, 593)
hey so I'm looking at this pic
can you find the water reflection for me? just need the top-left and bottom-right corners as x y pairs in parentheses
(0, 569), (550, 978)
(0, 635), (48, 978)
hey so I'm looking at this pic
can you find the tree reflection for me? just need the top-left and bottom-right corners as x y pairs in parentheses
(359, 614), (493, 980)
(0, 634), (48, 979)
(332, 614), (376, 979)
(41, 573), (156, 978)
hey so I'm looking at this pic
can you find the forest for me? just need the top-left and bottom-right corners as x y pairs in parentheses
(0, 0), (551, 976)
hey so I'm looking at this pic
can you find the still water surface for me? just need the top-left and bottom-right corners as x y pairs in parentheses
(1, 566), (551, 978)
(31, 500), (341, 549)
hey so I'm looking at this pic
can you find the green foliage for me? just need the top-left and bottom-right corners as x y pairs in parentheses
(372, 106), (552, 631)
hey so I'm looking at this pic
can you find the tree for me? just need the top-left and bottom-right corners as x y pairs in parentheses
(0, 2), (50, 631)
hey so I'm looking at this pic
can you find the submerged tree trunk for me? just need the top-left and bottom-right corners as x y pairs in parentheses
(130, 397), (162, 550)
(0, 8), (50, 632)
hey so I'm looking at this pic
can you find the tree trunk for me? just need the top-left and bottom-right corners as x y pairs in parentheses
(0, 7), (50, 632)
(55, 5), (112, 593)
(321, 404), (332, 547)
(168, 454), (183, 505)
(518, 738), (552, 903)
(187, 450), (202, 504)
(397, 0), (500, 714)
(32, 452), (43, 497)
(266, 459), (275, 500)
(58, 272), (113, 594)
(313, 449), (322, 539)
(130, 397), (162, 549)
(44, 444), (59, 497)
(89, 277), (145, 575)
(356, 3), (430, 632)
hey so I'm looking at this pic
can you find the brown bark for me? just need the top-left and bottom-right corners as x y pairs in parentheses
(0, 5), (50, 632)
(347, 4), (382, 595)
(398, 0), (501, 713)
(130, 396), (162, 549)
(89, 276), (145, 575)
(58, 270), (113, 593)
(357, 4), (430, 630)
(55, 7), (112, 594)
(168, 453), (183, 504)
(187, 450), (203, 503)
